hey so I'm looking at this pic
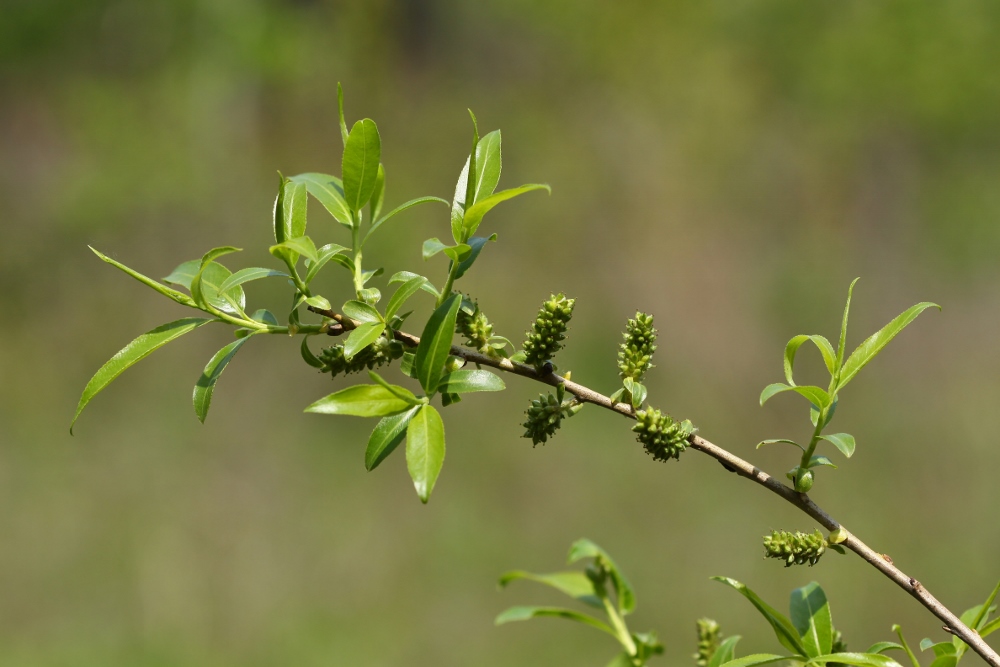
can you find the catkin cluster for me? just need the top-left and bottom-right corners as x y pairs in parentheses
(522, 293), (575, 369)
(694, 618), (721, 667)
(457, 300), (494, 353)
(522, 391), (581, 445)
(320, 336), (403, 377)
(619, 312), (657, 381)
(632, 408), (696, 462)
(763, 529), (827, 567)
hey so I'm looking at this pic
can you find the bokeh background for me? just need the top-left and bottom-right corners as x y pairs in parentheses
(3, 1), (1000, 665)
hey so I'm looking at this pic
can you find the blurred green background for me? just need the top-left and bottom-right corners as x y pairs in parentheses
(2, 1), (999, 665)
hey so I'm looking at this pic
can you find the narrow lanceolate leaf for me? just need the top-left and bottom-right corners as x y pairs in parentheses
(91, 247), (195, 307)
(406, 404), (445, 503)
(389, 271), (440, 298)
(473, 129), (502, 202)
(414, 293), (462, 395)
(712, 577), (808, 657)
(790, 582), (833, 657)
(437, 369), (505, 394)
(719, 655), (792, 667)
(462, 183), (551, 239)
(283, 178), (308, 240)
(463, 110), (480, 214)
(217, 267), (288, 293)
(342, 300), (383, 324)
(709, 636), (743, 667)
(367, 371), (421, 405)
(343, 322), (386, 360)
(498, 570), (600, 608)
(304, 243), (350, 284)
(342, 118), (381, 213)
(760, 383), (831, 409)
(364, 196), (450, 243)
(193, 335), (254, 423)
(567, 539), (636, 615)
(820, 433), (856, 458)
(758, 439), (804, 451)
(289, 173), (352, 228)
(365, 406), (420, 471)
(305, 384), (412, 417)
(370, 163), (386, 220)
(72, 318), (213, 432)
(337, 82), (348, 145)
(838, 278), (861, 368)
(837, 302), (940, 390)
(451, 157), (470, 243)
(385, 276), (428, 320)
(270, 236), (318, 263)
(494, 606), (616, 637)
(810, 653), (905, 667)
(784, 334), (837, 384)
(453, 233), (498, 280)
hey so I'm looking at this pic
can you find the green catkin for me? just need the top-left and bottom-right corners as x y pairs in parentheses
(457, 299), (494, 353)
(619, 312), (657, 381)
(522, 390), (580, 445)
(522, 293), (575, 369)
(319, 335), (403, 377)
(831, 630), (848, 654)
(632, 408), (696, 462)
(763, 529), (827, 567)
(694, 618), (721, 667)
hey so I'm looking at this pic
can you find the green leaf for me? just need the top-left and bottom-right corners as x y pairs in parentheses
(605, 653), (634, 667)
(919, 640), (954, 656)
(365, 406), (420, 471)
(462, 184), (551, 239)
(283, 178), (307, 240)
(342, 119), (381, 213)
(343, 322), (386, 360)
(757, 439), (804, 451)
(304, 295), (331, 310)
(811, 653), (905, 667)
(422, 238), (449, 260)
(251, 309), (279, 326)
(760, 383), (793, 405)
(926, 656), (957, 667)
(71, 318), (213, 432)
(981, 617), (1000, 638)
(367, 371), (421, 406)
(838, 302), (940, 390)
(91, 247), (196, 307)
(494, 606), (616, 638)
(892, 625), (921, 667)
(712, 577), (808, 657)
(270, 236), (318, 263)
(217, 267), (288, 293)
(808, 455), (838, 469)
(364, 196), (450, 244)
(390, 271), (441, 299)
(784, 335), (837, 384)
(406, 404), (445, 503)
(473, 129), (502, 202)
(193, 335), (253, 423)
(838, 278), (861, 368)
(337, 82), (348, 146)
(463, 109), (480, 214)
(300, 335), (324, 369)
(719, 655), (791, 667)
(303, 243), (350, 284)
(342, 300), (383, 324)
(709, 636), (743, 667)
(498, 570), (601, 608)
(567, 539), (635, 615)
(790, 582), (832, 657)
(451, 157), (471, 243)
(960, 580), (1000, 657)
(370, 163), (385, 221)
(820, 433), (856, 458)
(289, 173), (352, 228)
(191, 263), (247, 316)
(414, 294), (461, 396)
(453, 233), (498, 280)
(163, 259), (201, 290)
(385, 276), (428, 320)
(305, 384), (412, 417)
(437, 370), (505, 394)
(759, 383), (831, 409)
(867, 643), (906, 655)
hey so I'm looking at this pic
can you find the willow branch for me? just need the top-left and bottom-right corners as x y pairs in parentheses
(308, 306), (999, 667)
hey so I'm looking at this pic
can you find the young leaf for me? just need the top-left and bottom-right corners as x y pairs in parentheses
(712, 577), (808, 657)
(718, 655), (791, 667)
(474, 129), (502, 202)
(193, 335), (254, 423)
(389, 271), (440, 298)
(463, 109), (480, 215)
(462, 183), (551, 239)
(709, 636), (743, 667)
(494, 606), (617, 637)
(91, 247), (196, 307)
(784, 335), (837, 384)
(289, 173), (352, 228)
(758, 439), (804, 451)
(343, 322), (386, 360)
(437, 369), (505, 394)
(342, 119), (381, 213)
(567, 539), (635, 615)
(304, 295), (331, 310)
(819, 433), (856, 458)
(838, 278), (861, 369)
(414, 293), (462, 395)
(406, 404), (445, 503)
(251, 309), (279, 326)
(759, 383), (831, 410)
(385, 276), (428, 320)
(217, 267), (288, 293)
(300, 335), (324, 368)
(453, 233), (498, 280)
(283, 178), (308, 240)
(837, 302), (940, 390)
(342, 300), (383, 324)
(790, 582), (833, 657)
(370, 163), (386, 221)
(498, 570), (601, 608)
(919, 640), (954, 656)
(451, 157), (470, 243)
(807, 455), (838, 469)
(191, 262), (247, 315)
(305, 384), (413, 417)
(364, 196), (450, 244)
(367, 371), (421, 405)
(809, 653), (905, 667)
(365, 406), (420, 471)
(867, 643), (907, 655)
(304, 243), (351, 284)
(270, 236), (319, 264)
(337, 82), (348, 146)
(72, 318), (213, 432)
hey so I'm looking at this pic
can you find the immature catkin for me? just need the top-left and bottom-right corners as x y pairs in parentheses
(457, 300), (494, 353)
(694, 618), (721, 667)
(763, 529), (827, 567)
(831, 630), (848, 654)
(522, 391), (580, 445)
(522, 293), (575, 369)
(619, 312), (657, 381)
(319, 336), (403, 377)
(632, 408), (696, 462)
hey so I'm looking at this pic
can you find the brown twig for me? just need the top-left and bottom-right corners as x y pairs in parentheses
(307, 306), (999, 666)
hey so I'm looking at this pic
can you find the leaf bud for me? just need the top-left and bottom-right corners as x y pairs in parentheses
(794, 468), (814, 493)
(828, 527), (848, 544)
(632, 407), (696, 462)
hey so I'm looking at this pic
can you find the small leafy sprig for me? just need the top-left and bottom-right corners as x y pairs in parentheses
(498, 539), (664, 667)
(758, 279), (940, 491)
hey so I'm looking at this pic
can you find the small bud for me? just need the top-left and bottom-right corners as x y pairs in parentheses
(632, 407), (696, 462)
(763, 529), (827, 567)
(828, 527), (848, 544)
(794, 469), (814, 493)
(694, 619), (722, 667)
(619, 312), (657, 382)
(522, 293), (575, 369)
